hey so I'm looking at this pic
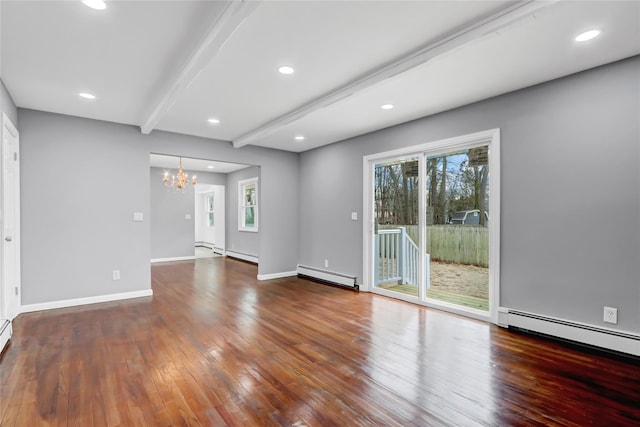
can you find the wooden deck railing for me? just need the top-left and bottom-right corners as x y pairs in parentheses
(375, 227), (421, 287)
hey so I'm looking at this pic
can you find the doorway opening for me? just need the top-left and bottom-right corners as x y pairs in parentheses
(149, 154), (250, 263)
(195, 183), (225, 258)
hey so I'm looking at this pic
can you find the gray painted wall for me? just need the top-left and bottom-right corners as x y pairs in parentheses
(1, 80), (17, 126)
(150, 167), (196, 260)
(298, 56), (640, 333)
(260, 155), (299, 274)
(226, 166), (260, 257)
(20, 113), (151, 304)
(196, 170), (227, 187)
(19, 110), (299, 305)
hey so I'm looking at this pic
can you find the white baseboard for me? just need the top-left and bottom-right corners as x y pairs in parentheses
(297, 264), (357, 288)
(257, 271), (297, 281)
(151, 256), (196, 263)
(226, 250), (259, 264)
(20, 289), (153, 314)
(502, 308), (640, 357)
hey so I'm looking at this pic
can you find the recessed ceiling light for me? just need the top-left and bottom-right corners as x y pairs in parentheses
(78, 92), (96, 100)
(381, 104), (394, 110)
(207, 165), (215, 169)
(295, 135), (305, 141)
(278, 66), (295, 75)
(82, 0), (106, 10)
(207, 118), (220, 124)
(575, 30), (600, 42)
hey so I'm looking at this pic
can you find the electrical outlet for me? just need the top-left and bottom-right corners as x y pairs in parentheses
(324, 259), (329, 268)
(603, 307), (617, 324)
(112, 270), (121, 281)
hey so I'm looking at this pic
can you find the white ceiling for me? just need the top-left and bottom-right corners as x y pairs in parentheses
(2, 1), (639, 153)
(149, 154), (250, 174)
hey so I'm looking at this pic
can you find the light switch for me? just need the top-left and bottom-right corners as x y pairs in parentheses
(351, 212), (358, 221)
(185, 213), (191, 220)
(133, 212), (144, 222)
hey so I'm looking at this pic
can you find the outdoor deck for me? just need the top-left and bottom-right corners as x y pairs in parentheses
(375, 227), (489, 311)
(380, 283), (489, 311)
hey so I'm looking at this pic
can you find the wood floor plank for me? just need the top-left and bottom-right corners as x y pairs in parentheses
(1, 257), (639, 426)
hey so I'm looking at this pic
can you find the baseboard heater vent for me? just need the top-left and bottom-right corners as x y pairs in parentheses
(0, 320), (12, 355)
(503, 308), (640, 357)
(297, 265), (358, 290)
(226, 250), (258, 264)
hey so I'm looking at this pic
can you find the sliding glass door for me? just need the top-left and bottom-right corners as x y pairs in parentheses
(365, 130), (499, 322)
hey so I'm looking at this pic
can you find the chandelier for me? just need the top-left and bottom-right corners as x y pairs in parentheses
(163, 157), (197, 189)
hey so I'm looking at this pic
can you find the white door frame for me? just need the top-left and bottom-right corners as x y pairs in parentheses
(362, 129), (501, 324)
(1, 113), (21, 320)
(213, 185), (225, 254)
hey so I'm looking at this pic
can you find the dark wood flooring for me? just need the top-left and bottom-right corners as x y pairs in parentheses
(1, 257), (639, 426)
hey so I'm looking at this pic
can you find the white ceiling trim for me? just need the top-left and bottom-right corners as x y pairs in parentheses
(140, 0), (261, 135)
(232, 0), (557, 149)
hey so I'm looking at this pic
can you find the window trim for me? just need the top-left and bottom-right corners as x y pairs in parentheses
(238, 177), (259, 232)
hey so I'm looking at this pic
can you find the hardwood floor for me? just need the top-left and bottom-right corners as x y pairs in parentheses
(1, 257), (639, 426)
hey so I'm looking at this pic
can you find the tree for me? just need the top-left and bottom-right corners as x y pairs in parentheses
(375, 149), (489, 227)
(374, 160), (418, 226)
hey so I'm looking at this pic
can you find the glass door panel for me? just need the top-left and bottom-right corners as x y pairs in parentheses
(373, 157), (421, 298)
(425, 146), (489, 311)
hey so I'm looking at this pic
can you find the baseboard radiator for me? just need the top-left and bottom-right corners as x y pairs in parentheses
(0, 320), (12, 355)
(226, 250), (259, 264)
(196, 242), (224, 255)
(297, 265), (358, 290)
(500, 308), (640, 357)
(195, 241), (214, 249)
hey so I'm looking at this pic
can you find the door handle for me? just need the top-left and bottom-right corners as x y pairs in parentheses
(5, 236), (12, 242)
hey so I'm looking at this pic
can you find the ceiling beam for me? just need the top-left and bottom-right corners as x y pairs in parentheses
(232, 0), (557, 148)
(140, 0), (260, 135)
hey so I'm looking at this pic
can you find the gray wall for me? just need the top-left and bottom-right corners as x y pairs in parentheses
(1, 80), (17, 126)
(299, 56), (640, 333)
(226, 166), (260, 257)
(196, 170), (227, 186)
(19, 110), (299, 305)
(150, 167), (196, 260)
(21, 113), (151, 304)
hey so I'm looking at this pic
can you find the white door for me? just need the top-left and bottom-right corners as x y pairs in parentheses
(194, 185), (225, 254)
(2, 113), (21, 320)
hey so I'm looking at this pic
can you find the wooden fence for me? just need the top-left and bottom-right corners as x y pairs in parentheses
(379, 224), (488, 267)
